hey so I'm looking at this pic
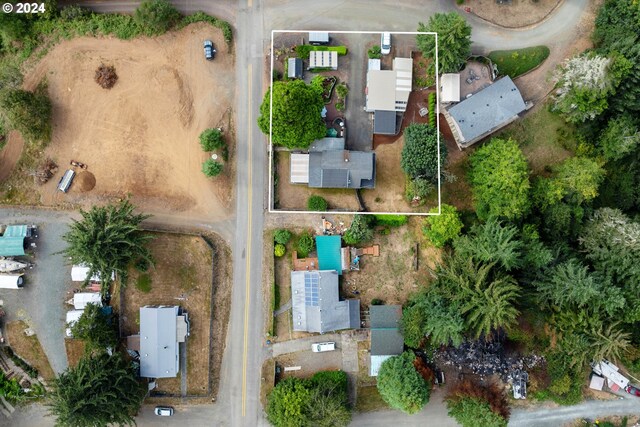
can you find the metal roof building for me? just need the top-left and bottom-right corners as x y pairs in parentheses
(315, 235), (343, 274)
(373, 110), (398, 135)
(445, 76), (527, 148)
(139, 306), (188, 379)
(288, 58), (303, 79)
(291, 270), (360, 333)
(370, 305), (404, 376)
(365, 57), (413, 113)
(0, 225), (29, 257)
(441, 73), (461, 103)
(309, 51), (338, 70)
(308, 150), (376, 189)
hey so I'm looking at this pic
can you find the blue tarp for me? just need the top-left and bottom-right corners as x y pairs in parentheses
(315, 235), (342, 275)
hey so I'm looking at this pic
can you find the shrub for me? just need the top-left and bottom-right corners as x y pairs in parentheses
(0, 87), (52, 143)
(308, 195), (328, 211)
(335, 102), (345, 111)
(274, 229), (292, 245)
(423, 204), (463, 248)
(134, 0), (181, 36)
(94, 64), (118, 89)
(134, 257), (150, 272)
(60, 5), (91, 21)
(199, 128), (225, 152)
(377, 352), (430, 414)
(405, 177), (434, 203)
(135, 274), (152, 293)
(336, 83), (349, 99)
(446, 380), (510, 427)
(343, 215), (374, 245)
(374, 215), (408, 227)
(202, 159), (223, 177)
(428, 92), (437, 127)
(400, 123), (446, 182)
(368, 45), (382, 59)
(178, 12), (233, 45)
(371, 298), (384, 305)
(296, 232), (315, 257)
(274, 243), (286, 257)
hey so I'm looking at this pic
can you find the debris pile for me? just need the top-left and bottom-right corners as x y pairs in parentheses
(435, 339), (544, 383)
(94, 63), (118, 89)
(34, 157), (58, 184)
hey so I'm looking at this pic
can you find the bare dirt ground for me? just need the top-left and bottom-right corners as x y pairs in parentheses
(63, 338), (85, 368)
(116, 232), (231, 398)
(2, 23), (235, 220)
(463, 0), (562, 28)
(6, 320), (55, 381)
(0, 131), (23, 183)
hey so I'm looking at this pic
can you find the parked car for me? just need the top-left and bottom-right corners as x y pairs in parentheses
(154, 406), (174, 416)
(626, 385), (640, 397)
(203, 40), (216, 60)
(380, 32), (391, 55)
(311, 342), (335, 353)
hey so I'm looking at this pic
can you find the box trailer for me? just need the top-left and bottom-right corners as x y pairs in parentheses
(68, 292), (102, 310)
(0, 273), (24, 289)
(309, 32), (330, 46)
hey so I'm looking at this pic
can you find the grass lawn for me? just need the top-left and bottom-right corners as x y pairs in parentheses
(64, 339), (86, 368)
(494, 102), (575, 175)
(6, 321), (55, 381)
(488, 46), (550, 78)
(356, 386), (389, 412)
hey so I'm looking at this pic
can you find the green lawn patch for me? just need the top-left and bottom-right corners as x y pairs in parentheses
(488, 46), (550, 78)
(295, 45), (348, 58)
(135, 273), (152, 293)
(356, 386), (389, 412)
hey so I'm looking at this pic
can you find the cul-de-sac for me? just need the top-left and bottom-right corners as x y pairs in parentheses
(0, 1), (639, 426)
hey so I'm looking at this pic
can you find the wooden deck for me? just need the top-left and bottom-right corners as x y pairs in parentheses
(292, 251), (319, 271)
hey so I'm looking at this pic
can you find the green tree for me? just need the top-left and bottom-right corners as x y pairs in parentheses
(202, 159), (223, 177)
(47, 352), (145, 427)
(453, 219), (523, 271)
(598, 114), (640, 162)
(343, 214), (374, 245)
(296, 232), (315, 257)
(308, 195), (328, 211)
(306, 371), (351, 427)
(69, 303), (117, 352)
(402, 289), (465, 348)
(423, 204), (463, 248)
(62, 200), (153, 295)
(587, 322), (631, 362)
(274, 229), (292, 245)
(266, 378), (310, 427)
(405, 177), (435, 203)
(417, 12), (472, 73)
(0, 88), (51, 143)
(199, 128), (225, 151)
(446, 380), (510, 427)
(468, 138), (530, 221)
(377, 352), (430, 414)
(400, 123), (446, 182)
(134, 0), (180, 36)
(258, 80), (326, 149)
(554, 157), (605, 203)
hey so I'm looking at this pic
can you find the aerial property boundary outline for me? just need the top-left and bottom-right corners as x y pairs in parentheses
(267, 30), (442, 216)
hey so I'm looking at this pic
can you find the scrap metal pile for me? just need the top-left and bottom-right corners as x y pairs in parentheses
(435, 338), (544, 383)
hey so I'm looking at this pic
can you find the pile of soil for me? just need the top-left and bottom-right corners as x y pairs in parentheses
(94, 64), (118, 89)
(75, 170), (96, 192)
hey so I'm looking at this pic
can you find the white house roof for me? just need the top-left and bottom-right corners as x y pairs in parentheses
(139, 306), (180, 379)
(290, 153), (310, 184)
(441, 73), (461, 103)
(365, 58), (413, 113)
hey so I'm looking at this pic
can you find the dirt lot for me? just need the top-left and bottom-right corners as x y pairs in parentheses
(463, 0), (562, 28)
(0, 23), (235, 220)
(116, 231), (231, 397)
(275, 350), (342, 380)
(64, 338), (85, 368)
(5, 320), (55, 381)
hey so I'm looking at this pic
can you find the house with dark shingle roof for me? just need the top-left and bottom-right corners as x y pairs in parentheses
(369, 305), (404, 376)
(291, 270), (360, 333)
(308, 150), (375, 189)
(444, 76), (529, 149)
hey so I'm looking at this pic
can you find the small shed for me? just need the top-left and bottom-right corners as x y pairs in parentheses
(441, 73), (461, 103)
(308, 32), (330, 45)
(373, 110), (397, 135)
(288, 58), (303, 79)
(290, 153), (310, 184)
(310, 51), (338, 70)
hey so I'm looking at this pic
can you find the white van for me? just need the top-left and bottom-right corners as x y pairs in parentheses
(0, 273), (24, 289)
(381, 32), (391, 55)
(312, 342), (336, 353)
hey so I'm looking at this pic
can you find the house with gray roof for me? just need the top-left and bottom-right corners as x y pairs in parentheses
(138, 306), (189, 379)
(369, 305), (404, 376)
(291, 270), (360, 333)
(444, 76), (529, 149)
(289, 150), (376, 189)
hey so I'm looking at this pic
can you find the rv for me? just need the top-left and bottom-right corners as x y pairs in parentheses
(57, 169), (75, 193)
(0, 273), (24, 289)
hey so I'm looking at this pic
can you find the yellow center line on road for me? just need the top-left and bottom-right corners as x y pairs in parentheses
(241, 64), (253, 418)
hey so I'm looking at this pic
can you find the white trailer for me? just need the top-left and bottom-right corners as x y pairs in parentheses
(71, 265), (114, 282)
(67, 293), (102, 310)
(0, 274), (24, 289)
(592, 360), (630, 389)
(65, 310), (84, 337)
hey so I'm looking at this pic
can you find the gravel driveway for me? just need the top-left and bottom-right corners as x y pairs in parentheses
(0, 210), (73, 375)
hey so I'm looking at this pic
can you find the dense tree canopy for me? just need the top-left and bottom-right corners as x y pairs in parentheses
(258, 80), (326, 149)
(134, 0), (180, 36)
(47, 352), (145, 427)
(453, 219), (523, 272)
(343, 214), (374, 245)
(70, 303), (118, 352)
(62, 200), (153, 294)
(468, 138), (530, 221)
(266, 371), (351, 427)
(423, 204), (463, 248)
(446, 380), (509, 427)
(377, 352), (430, 414)
(416, 12), (472, 74)
(0, 88), (51, 143)
(400, 123), (446, 182)
(402, 289), (465, 348)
